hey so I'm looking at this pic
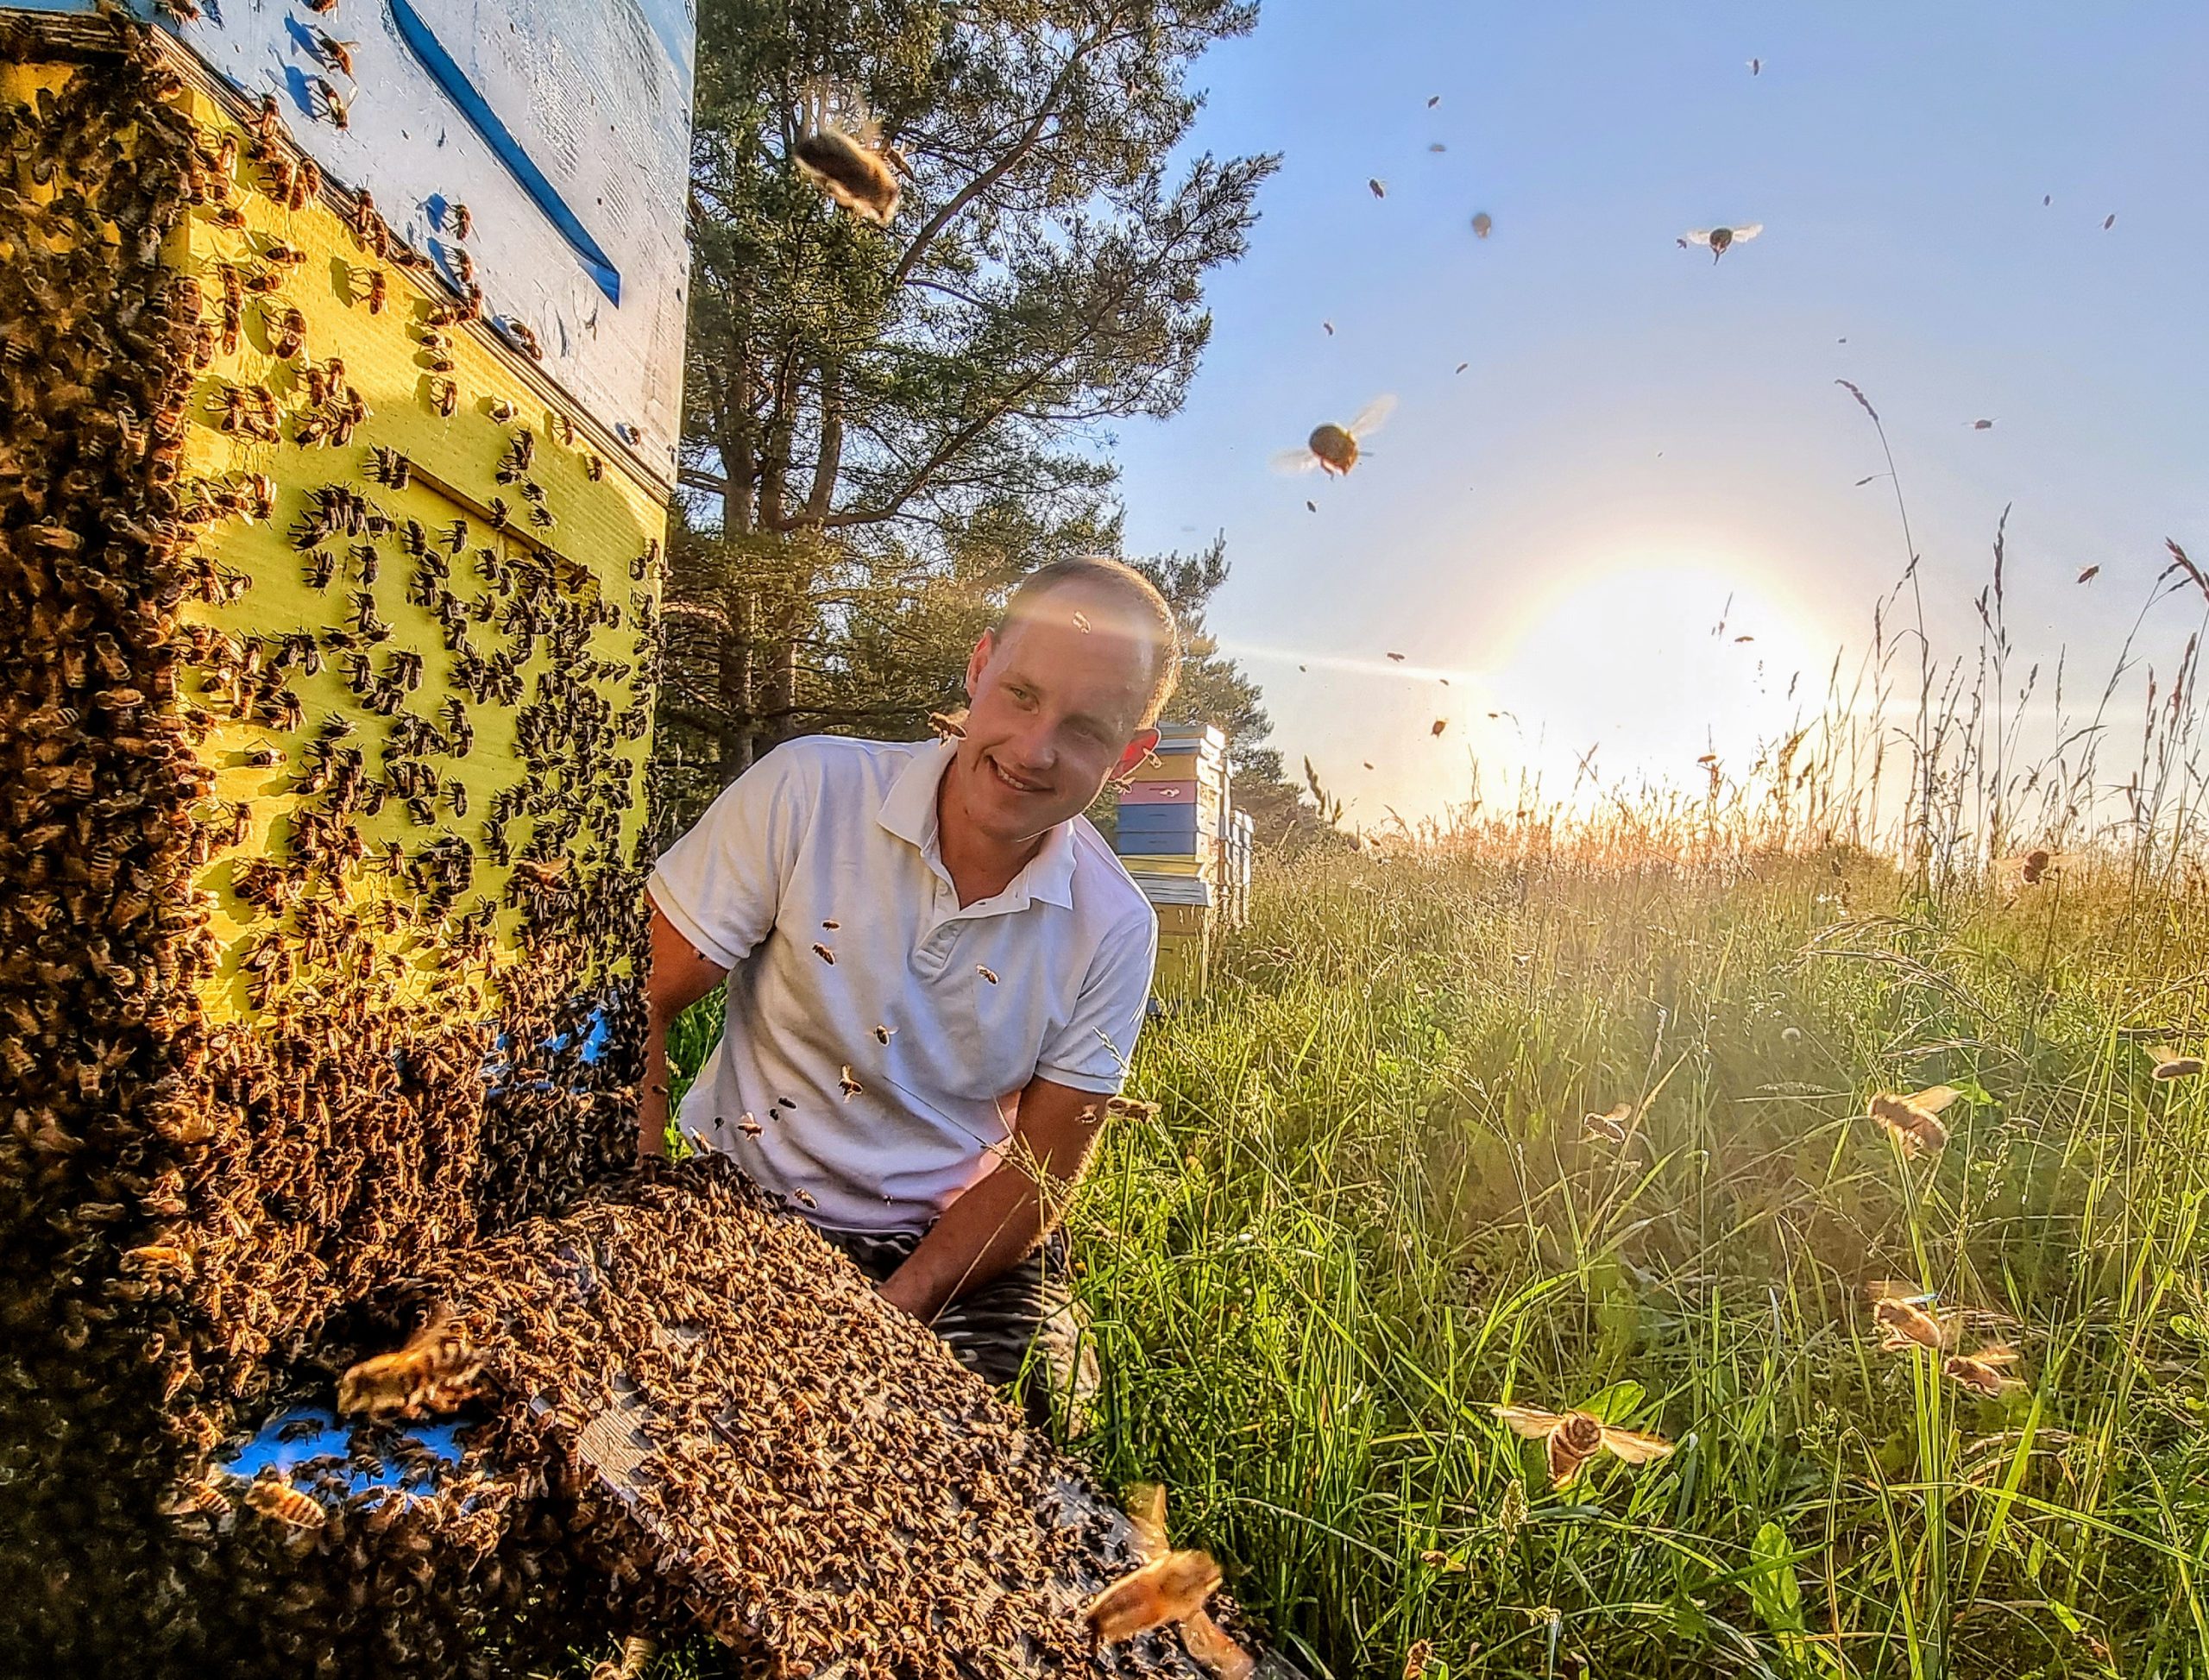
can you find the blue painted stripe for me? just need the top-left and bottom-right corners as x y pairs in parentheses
(387, 0), (622, 305)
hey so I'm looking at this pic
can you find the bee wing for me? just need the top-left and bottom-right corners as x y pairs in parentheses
(1905, 1085), (1961, 1116)
(1347, 393), (1398, 437)
(1971, 1343), (2021, 1367)
(1123, 1482), (1169, 1562)
(1681, 230), (1715, 247)
(1597, 1425), (1676, 1465)
(1866, 1279), (1937, 1306)
(1179, 1610), (1256, 1680)
(1271, 448), (1322, 476)
(1731, 223), (1764, 242)
(1492, 1403), (1565, 1439)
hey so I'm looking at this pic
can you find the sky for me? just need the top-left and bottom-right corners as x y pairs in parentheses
(1108, 3), (2209, 827)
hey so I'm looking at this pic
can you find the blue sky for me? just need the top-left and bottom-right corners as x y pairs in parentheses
(1111, 3), (2209, 823)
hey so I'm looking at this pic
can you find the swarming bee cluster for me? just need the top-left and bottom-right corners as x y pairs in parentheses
(1, 16), (663, 1672)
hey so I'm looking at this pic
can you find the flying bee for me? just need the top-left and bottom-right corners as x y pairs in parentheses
(1431, 718), (1447, 737)
(1866, 1085), (1959, 1155)
(2153, 1053), (2205, 1080)
(977, 964), (999, 984)
(1677, 223), (1763, 263)
(243, 1478), (326, 1531)
(812, 942), (835, 965)
(928, 710), (967, 739)
(1472, 211), (1493, 238)
(792, 81), (909, 226)
(873, 1024), (894, 1045)
(1492, 1404), (1674, 1488)
(1274, 395), (1396, 477)
(839, 1065), (862, 1101)
(1943, 1344), (2023, 1398)
(1098, 1482), (1250, 1672)
(792, 1187), (819, 1209)
(1582, 1102), (1631, 1144)
(336, 1304), (484, 1419)
(1866, 1282), (1959, 1353)
(736, 1114), (763, 1137)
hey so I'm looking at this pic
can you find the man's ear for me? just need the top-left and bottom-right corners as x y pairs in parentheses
(1113, 727), (1161, 781)
(964, 629), (996, 699)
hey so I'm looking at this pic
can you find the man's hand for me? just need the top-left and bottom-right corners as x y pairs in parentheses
(641, 906), (727, 1161)
(878, 1077), (1111, 1323)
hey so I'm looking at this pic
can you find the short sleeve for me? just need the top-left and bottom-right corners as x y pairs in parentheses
(646, 743), (815, 971)
(1033, 905), (1158, 1094)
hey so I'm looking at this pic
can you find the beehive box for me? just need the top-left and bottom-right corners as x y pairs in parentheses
(1114, 725), (1231, 999)
(0, 15), (670, 1669)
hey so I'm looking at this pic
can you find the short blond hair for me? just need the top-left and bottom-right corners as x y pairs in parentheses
(996, 557), (1180, 727)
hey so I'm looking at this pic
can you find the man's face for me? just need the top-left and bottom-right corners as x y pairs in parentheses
(944, 590), (1160, 849)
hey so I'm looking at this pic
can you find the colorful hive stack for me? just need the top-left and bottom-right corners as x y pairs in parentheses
(1114, 722), (1234, 997)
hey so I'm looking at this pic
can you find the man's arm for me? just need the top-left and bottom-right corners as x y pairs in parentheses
(639, 906), (729, 1161)
(876, 1076), (1109, 1324)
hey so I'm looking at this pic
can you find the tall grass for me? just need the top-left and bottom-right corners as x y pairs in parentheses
(1072, 843), (2209, 1678)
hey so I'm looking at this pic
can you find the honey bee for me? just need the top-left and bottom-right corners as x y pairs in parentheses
(1493, 1404), (1674, 1488)
(263, 303), (306, 359)
(488, 397), (516, 423)
(1866, 1282), (1957, 1353)
(336, 1303), (484, 1419)
(508, 857), (569, 888)
(349, 267), (387, 312)
(243, 1478), (327, 1531)
(261, 239), (306, 267)
(369, 445), (412, 488)
(315, 33), (356, 75)
(2153, 1054), (2204, 1080)
(1094, 1482), (1249, 1672)
(1403, 1639), (1435, 1680)
(793, 1187), (818, 1209)
(1431, 719), (1447, 737)
(553, 412), (575, 445)
(736, 1113), (763, 1137)
(161, 1476), (231, 1520)
(1943, 1344), (2022, 1398)
(1582, 1102), (1631, 1144)
(1368, 178), (1386, 198)
(588, 1635), (658, 1680)
(1866, 1085), (1959, 1155)
(1471, 211), (1493, 238)
(1677, 223), (1764, 263)
(432, 377), (458, 418)
(873, 1024), (894, 1045)
(1274, 395), (1396, 476)
(812, 942), (835, 965)
(451, 201), (473, 239)
(311, 77), (351, 129)
(504, 319), (543, 360)
(448, 247), (475, 285)
(839, 1065), (863, 1101)
(977, 964), (999, 984)
(792, 82), (909, 226)
(585, 453), (605, 481)
(928, 710), (967, 739)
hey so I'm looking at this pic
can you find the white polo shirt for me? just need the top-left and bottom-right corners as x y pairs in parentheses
(647, 734), (1159, 1232)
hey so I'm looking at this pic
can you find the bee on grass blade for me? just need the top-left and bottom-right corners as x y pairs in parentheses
(1491, 1404), (1673, 1488)
(1404, 1640), (1435, 1680)
(1866, 1085), (1959, 1155)
(1092, 1482), (1252, 1677)
(1677, 222), (1762, 263)
(1274, 395), (1396, 477)
(1583, 1101), (1631, 1144)
(792, 82), (909, 226)
(1943, 1344), (2022, 1398)
(2152, 1053), (2205, 1080)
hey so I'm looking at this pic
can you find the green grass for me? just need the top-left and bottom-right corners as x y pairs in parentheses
(627, 839), (2209, 1679)
(1064, 843), (2209, 1679)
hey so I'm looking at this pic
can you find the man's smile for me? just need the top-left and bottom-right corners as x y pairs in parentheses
(985, 753), (1049, 796)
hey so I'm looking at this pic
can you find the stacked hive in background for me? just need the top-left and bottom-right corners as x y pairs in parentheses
(1113, 723), (1253, 998)
(0, 5), (690, 1671)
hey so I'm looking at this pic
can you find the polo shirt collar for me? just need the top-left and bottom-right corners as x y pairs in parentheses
(877, 738), (1078, 911)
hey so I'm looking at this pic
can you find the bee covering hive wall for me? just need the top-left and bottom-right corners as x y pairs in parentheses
(0, 13), (680, 1669)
